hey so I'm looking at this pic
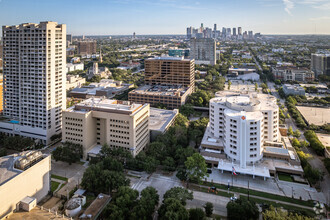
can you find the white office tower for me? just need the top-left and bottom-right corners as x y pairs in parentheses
(1, 22), (66, 145)
(208, 91), (279, 168)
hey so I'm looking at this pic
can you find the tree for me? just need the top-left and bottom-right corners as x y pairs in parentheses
(185, 153), (208, 183)
(131, 187), (159, 220)
(103, 186), (139, 219)
(81, 162), (130, 195)
(189, 208), (205, 220)
(159, 198), (189, 220)
(163, 187), (193, 206)
(228, 80), (232, 90)
(0, 148), (7, 157)
(293, 130), (301, 138)
(226, 197), (259, 220)
(52, 142), (83, 165)
(291, 138), (301, 148)
(180, 104), (194, 117)
(175, 113), (189, 127)
(204, 202), (213, 217)
(263, 205), (312, 220)
(254, 82), (258, 91)
(287, 126), (293, 136)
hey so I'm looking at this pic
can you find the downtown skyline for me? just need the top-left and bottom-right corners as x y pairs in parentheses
(0, 0), (330, 35)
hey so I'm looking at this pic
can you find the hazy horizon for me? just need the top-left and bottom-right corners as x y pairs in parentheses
(1, 0), (330, 35)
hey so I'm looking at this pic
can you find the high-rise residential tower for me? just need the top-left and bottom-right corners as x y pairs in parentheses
(1, 21), (66, 145)
(311, 53), (330, 77)
(190, 38), (216, 65)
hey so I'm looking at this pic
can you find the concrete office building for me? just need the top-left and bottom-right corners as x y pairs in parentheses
(200, 91), (303, 179)
(0, 21), (66, 145)
(0, 151), (51, 219)
(77, 40), (97, 55)
(282, 84), (305, 96)
(62, 98), (150, 159)
(272, 66), (315, 82)
(311, 53), (330, 77)
(144, 57), (195, 89)
(190, 38), (216, 65)
(129, 57), (195, 109)
(149, 107), (178, 141)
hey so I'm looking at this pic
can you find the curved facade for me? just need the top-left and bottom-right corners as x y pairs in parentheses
(209, 91), (279, 168)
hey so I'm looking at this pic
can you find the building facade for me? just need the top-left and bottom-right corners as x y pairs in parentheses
(311, 53), (330, 77)
(62, 98), (150, 158)
(190, 38), (216, 65)
(0, 75), (2, 113)
(200, 91), (303, 178)
(144, 57), (195, 89)
(0, 151), (51, 219)
(129, 57), (195, 109)
(1, 21), (66, 145)
(77, 40), (97, 55)
(272, 66), (315, 82)
(208, 91), (279, 168)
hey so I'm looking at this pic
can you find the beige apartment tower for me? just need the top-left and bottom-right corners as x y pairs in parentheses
(62, 98), (150, 158)
(0, 22), (66, 145)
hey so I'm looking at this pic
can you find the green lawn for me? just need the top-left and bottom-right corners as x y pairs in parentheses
(51, 174), (68, 182)
(51, 181), (60, 192)
(201, 181), (314, 207)
(278, 173), (293, 182)
(240, 195), (315, 217)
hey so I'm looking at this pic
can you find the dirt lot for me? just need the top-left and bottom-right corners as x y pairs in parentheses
(296, 106), (330, 126)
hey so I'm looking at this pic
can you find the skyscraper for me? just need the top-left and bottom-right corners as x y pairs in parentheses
(1, 21), (66, 145)
(214, 24), (217, 31)
(186, 26), (192, 39)
(190, 38), (216, 65)
(233, 28), (237, 36)
(238, 27), (242, 35)
(77, 40), (97, 55)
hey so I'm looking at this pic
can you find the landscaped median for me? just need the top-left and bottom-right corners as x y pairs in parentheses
(190, 181), (316, 217)
(200, 181), (315, 208)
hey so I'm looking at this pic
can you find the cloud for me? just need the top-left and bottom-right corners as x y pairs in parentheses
(283, 0), (294, 15)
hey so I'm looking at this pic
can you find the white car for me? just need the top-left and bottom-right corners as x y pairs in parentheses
(230, 196), (237, 201)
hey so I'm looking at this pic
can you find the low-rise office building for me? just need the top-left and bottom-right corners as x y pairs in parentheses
(66, 75), (86, 90)
(149, 107), (178, 141)
(62, 98), (150, 159)
(200, 91), (303, 179)
(69, 79), (134, 99)
(282, 84), (305, 96)
(0, 151), (51, 219)
(272, 66), (315, 82)
(128, 84), (193, 109)
(66, 63), (84, 74)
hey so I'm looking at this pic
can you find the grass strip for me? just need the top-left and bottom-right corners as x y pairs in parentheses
(51, 174), (68, 182)
(240, 195), (315, 217)
(202, 181), (314, 207)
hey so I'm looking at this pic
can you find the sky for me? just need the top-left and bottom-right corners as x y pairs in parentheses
(0, 0), (330, 35)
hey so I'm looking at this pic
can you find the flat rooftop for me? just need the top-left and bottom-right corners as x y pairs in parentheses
(81, 194), (111, 219)
(147, 57), (192, 61)
(149, 108), (178, 132)
(66, 98), (146, 115)
(129, 84), (189, 97)
(0, 151), (47, 185)
(0, 155), (22, 186)
(296, 106), (330, 126)
(8, 207), (70, 220)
